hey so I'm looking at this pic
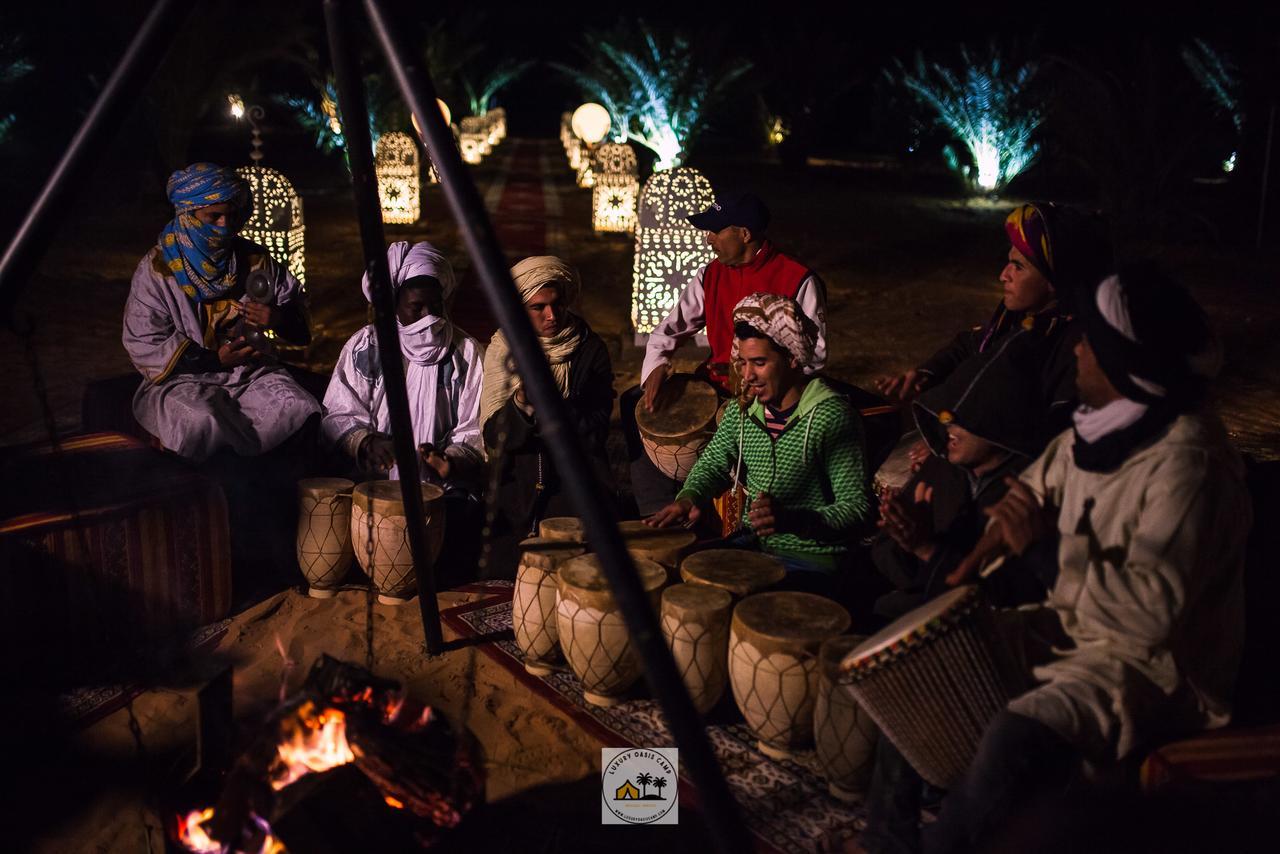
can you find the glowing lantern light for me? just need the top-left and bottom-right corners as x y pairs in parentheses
(592, 143), (639, 232)
(236, 165), (306, 286)
(492, 107), (507, 141)
(571, 102), (611, 145)
(374, 131), (420, 225)
(631, 167), (716, 338)
(459, 116), (486, 164)
(227, 93), (245, 120)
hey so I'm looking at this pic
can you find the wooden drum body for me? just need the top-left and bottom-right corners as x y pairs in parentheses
(617, 520), (696, 580)
(350, 481), (445, 605)
(729, 592), (851, 759)
(635, 374), (719, 481)
(556, 554), (667, 706)
(511, 537), (585, 675)
(661, 583), (733, 715)
(680, 549), (786, 600)
(814, 635), (879, 801)
(296, 477), (355, 598)
(840, 585), (1021, 789)
(873, 430), (920, 496)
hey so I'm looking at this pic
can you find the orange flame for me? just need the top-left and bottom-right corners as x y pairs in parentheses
(270, 700), (356, 791)
(177, 807), (221, 853)
(384, 795), (405, 810)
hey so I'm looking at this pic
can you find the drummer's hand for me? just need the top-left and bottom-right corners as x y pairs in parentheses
(240, 300), (278, 329)
(422, 448), (451, 481)
(874, 369), (927, 403)
(641, 365), (670, 412)
(907, 439), (931, 472)
(361, 435), (396, 472)
(646, 498), (699, 529)
(984, 477), (1054, 557)
(878, 481), (936, 561)
(217, 336), (258, 368)
(748, 493), (782, 537)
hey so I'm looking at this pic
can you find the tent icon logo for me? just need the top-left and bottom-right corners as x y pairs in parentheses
(602, 748), (679, 825)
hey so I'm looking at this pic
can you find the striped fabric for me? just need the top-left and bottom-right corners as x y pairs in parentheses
(1140, 725), (1280, 791)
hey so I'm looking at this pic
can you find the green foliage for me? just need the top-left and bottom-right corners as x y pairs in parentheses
(1181, 39), (1243, 135)
(463, 59), (534, 116)
(0, 32), (32, 145)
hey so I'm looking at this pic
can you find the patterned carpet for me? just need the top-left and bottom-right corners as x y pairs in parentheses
(442, 581), (868, 853)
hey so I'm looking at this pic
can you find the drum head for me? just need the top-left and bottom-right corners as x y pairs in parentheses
(681, 549), (786, 596)
(539, 516), (584, 542)
(353, 480), (445, 512)
(298, 477), (354, 494)
(733, 592), (851, 642)
(843, 585), (978, 666)
(662, 582), (732, 612)
(616, 520), (697, 552)
(560, 554), (667, 593)
(635, 375), (718, 440)
(517, 536), (586, 562)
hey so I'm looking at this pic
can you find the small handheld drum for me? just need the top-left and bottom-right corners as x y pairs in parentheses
(661, 583), (733, 715)
(556, 554), (667, 706)
(680, 549), (786, 600)
(873, 429), (921, 496)
(351, 481), (445, 605)
(539, 516), (584, 543)
(296, 478), (355, 598)
(814, 634), (879, 801)
(839, 585), (1021, 789)
(616, 520), (697, 578)
(635, 374), (719, 481)
(729, 592), (851, 759)
(511, 537), (586, 676)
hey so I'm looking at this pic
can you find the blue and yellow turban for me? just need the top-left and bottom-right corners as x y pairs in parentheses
(159, 163), (250, 304)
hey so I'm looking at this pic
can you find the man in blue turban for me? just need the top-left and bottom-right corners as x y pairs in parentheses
(123, 162), (319, 461)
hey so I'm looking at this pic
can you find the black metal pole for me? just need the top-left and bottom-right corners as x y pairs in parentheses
(361, 2), (748, 850)
(0, 0), (189, 324)
(1256, 101), (1276, 252)
(323, 0), (444, 655)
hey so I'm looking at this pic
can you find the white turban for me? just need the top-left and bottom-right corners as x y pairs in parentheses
(361, 240), (457, 303)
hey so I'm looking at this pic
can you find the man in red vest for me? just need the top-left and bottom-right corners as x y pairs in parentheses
(622, 192), (828, 514)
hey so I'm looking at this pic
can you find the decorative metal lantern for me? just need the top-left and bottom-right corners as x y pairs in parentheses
(492, 107), (507, 141)
(460, 116), (486, 164)
(236, 165), (306, 286)
(571, 102), (611, 145)
(591, 143), (639, 233)
(631, 167), (716, 339)
(374, 132), (420, 225)
(596, 142), (639, 176)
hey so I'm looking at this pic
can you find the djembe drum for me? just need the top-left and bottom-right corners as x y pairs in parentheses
(873, 430), (921, 496)
(635, 374), (719, 481)
(661, 583), (733, 715)
(539, 516), (584, 543)
(350, 481), (445, 605)
(617, 520), (696, 579)
(814, 634), (879, 801)
(556, 554), (667, 706)
(729, 591), (851, 759)
(296, 477), (355, 598)
(680, 549), (786, 600)
(839, 585), (1023, 788)
(511, 537), (585, 675)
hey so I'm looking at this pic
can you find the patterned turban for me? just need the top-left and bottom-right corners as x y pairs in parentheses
(731, 292), (819, 369)
(166, 162), (249, 213)
(159, 163), (250, 303)
(1005, 202), (1114, 314)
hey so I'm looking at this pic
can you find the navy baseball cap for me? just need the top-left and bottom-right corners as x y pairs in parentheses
(687, 192), (771, 234)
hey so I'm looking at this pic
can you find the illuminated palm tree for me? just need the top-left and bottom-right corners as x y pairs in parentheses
(635, 772), (652, 798)
(463, 59), (534, 116)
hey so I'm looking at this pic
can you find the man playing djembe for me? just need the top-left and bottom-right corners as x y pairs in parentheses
(646, 293), (868, 604)
(858, 263), (1252, 854)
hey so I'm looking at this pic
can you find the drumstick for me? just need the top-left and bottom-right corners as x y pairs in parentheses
(946, 526), (1006, 587)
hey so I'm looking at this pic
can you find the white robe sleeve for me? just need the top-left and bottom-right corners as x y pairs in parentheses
(122, 252), (198, 384)
(321, 327), (378, 457)
(796, 274), (828, 375)
(442, 335), (486, 465)
(640, 265), (707, 384)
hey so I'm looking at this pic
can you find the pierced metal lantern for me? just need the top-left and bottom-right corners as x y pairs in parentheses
(374, 132), (421, 225)
(631, 167), (716, 337)
(236, 165), (306, 285)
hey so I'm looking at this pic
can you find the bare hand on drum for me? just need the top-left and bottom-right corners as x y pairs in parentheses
(874, 368), (927, 404)
(906, 439), (931, 472)
(984, 477), (1054, 556)
(421, 446), (451, 481)
(641, 365), (670, 412)
(361, 434), (396, 472)
(879, 481), (937, 561)
(646, 498), (700, 529)
(748, 493), (782, 537)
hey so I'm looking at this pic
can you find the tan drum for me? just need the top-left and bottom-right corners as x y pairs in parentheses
(556, 554), (667, 707)
(873, 429), (921, 496)
(617, 520), (696, 577)
(635, 374), (719, 481)
(350, 481), (445, 605)
(729, 592), (851, 759)
(680, 549), (786, 599)
(839, 585), (1023, 788)
(661, 583), (733, 715)
(814, 635), (879, 801)
(511, 537), (585, 676)
(296, 478), (355, 598)
(538, 516), (584, 543)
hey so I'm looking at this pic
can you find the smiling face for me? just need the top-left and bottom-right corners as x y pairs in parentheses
(1000, 246), (1055, 313)
(396, 276), (444, 325)
(737, 335), (802, 407)
(944, 422), (1000, 469)
(524, 284), (566, 338)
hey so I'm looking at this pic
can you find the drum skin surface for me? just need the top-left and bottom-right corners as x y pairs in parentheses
(635, 375), (719, 481)
(680, 549), (786, 598)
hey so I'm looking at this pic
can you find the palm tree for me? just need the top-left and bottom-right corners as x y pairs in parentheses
(652, 776), (668, 799)
(463, 59), (534, 116)
(635, 772), (652, 798)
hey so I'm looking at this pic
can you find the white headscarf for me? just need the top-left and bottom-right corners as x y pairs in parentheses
(360, 241), (458, 366)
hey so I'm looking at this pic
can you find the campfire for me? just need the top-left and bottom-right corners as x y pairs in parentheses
(172, 656), (482, 853)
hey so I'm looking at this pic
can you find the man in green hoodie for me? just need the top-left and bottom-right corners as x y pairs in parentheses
(647, 293), (870, 597)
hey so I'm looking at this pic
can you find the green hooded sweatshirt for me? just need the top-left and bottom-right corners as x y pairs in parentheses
(677, 379), (869, 568)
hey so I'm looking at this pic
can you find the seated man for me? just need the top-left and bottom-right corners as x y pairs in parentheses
(123, 162), (319, 461)
(622, 192), (829, 514)
(479, 255), (615, 579)
(322, 241), (485, 584)
(872, 342), (1047, 620)
(647, 293), (868, 602)
(876, 202), (1112, 438)
(860, 263), (1251, 854)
